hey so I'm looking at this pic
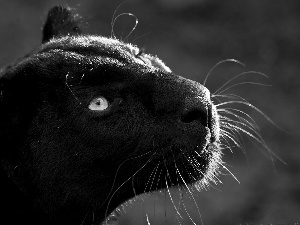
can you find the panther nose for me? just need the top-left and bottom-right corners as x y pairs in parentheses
(180, 85), (211, 128)
(180, 97), (210, 128)
(148, 73), (213, 129)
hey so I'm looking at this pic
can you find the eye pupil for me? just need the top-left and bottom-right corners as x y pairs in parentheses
(89, 97), (109, 111)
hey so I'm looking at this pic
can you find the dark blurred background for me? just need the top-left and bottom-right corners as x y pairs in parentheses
(1, 0), (299, 224)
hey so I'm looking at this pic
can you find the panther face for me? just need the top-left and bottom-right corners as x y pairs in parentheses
(0, 6), (222, 225)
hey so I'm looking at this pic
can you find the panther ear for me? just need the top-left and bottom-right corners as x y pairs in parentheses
(42, 5), (82, 43)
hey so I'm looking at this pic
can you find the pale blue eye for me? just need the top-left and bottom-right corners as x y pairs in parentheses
(88, 97), (109, 111)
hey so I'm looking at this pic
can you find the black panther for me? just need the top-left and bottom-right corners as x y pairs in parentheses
(0, 6), (224, 225)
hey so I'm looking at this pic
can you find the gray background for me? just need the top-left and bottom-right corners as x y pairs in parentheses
(1, 0), (299, 224)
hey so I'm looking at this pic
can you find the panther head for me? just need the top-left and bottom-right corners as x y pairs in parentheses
(0, 6), (222, 225)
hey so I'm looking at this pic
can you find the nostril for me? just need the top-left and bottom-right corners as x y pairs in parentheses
(180, 108), (208, 127)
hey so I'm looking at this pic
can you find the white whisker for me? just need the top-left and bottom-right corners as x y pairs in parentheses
(217, 161), (240, 184)
(203, 59), (245, 86)
(65, 72), (82, 105)
(175, 164), (203, 225)
(213, 70), (269, 95)
(144, 163), (160, 193)
(218, 108), (260, 130)
(217, 81), (271, 95)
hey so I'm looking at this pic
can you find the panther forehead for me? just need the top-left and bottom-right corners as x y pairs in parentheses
(40, 35), (172, 73)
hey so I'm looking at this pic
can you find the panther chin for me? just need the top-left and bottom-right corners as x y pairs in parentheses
(105, 141), (222, 222)
(0, 6), (223, 225)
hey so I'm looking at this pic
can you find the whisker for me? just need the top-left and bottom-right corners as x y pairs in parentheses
(113, 13), (138, 41)
(224, 122), (285, 165)
(213, 93), (250, 101)
(163, 154), (184, 220)
(181, 194), (197, 225)
(216, 100), (286, 133)
(219, 135), (235, 153)
(144, 163), (160, 193)
(80, 210), (90, 225)
(132, 31), (152, 44)
(104, 152), (156, 220)
(102, 137), (159, 220)
(224, 122), (263, 144)
(218, 108), (260, 130)
(203, 59), (245, 86)
(220, 118), (248, 148)
(146, 213), (151, 225)
(220, 128), (244, 151)
(156, 167), (163, 191)
(213, 70), (269, 95)
(175, 164), (203, 225)
(111, 0), (130, 39)
(220, 115), (261, 139)
(100, 147), (153, 208)
(216, 161), (240, 184)
(192, 153), (223, 185)
(164, 173), (183, 219)
(217, 81), (272, 95)
(65, 72), (82, 105)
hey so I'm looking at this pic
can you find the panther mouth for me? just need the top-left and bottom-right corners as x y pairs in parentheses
(127, 125), (221, 195)
(162, 140), (221, 189)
